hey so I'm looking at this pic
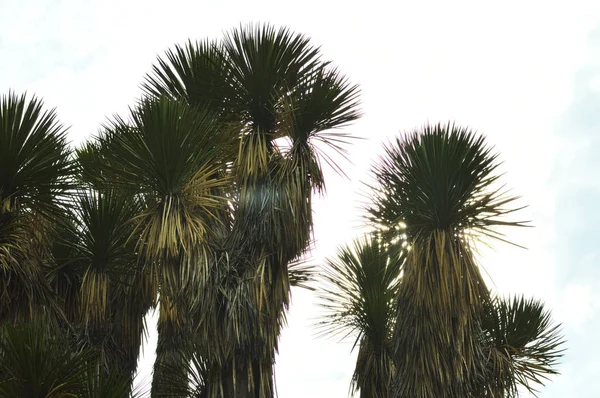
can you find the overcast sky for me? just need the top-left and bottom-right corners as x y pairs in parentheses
(1, 0), (599, 396)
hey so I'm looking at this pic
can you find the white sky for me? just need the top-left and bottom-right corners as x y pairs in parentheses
(2, 0), (599, 396)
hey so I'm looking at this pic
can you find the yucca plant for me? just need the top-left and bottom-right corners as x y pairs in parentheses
(143, 23), (360, 397)
(0, 91), (74, 326)
(74, 96), (234, 396)
(367, 123), (527, 397)
(0, 319), (149, 398)
(318, 235), (402, 398)
(474, 295), (565, 397)
(81, 368), (148, 398)
(51, 187), (147, 389)
(0, 320), (93, 398)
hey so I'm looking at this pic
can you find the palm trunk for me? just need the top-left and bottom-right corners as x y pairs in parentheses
(151, 293), (192, 398)
(222, 360), (251, 398)
(392, 231), (489, 397)
(151, 330), (191, 397)
(205, 353), (274, 398)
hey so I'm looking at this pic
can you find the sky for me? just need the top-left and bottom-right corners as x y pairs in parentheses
(1, 0), (599, 396)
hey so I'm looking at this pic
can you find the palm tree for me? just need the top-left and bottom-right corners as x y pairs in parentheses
(317, 244), (564, 398)
(0, 91), (74, 327)
(83, 96), (233, 396)
(365, 122), (562, 397)
(49, 187), (148, 389)
(0, 320), (148, 398)
(142, 23), (361, 397)
(318, 235), (402, 398)
(0, 24), (359, 396)
(0, 92), (233, 397)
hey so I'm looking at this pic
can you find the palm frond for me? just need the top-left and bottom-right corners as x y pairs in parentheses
(367, 122), (528, 246)
(142, 39), (237, 119)
(82, 367), (148, 398)
(317, 236), (401, 397)
(0, 91), (74, 220)
(281, 67), (361, 141)
(288, 257), (315, 290)
(276, 66), (361, 189)
(222, 23), (324, 133)
(76, 140), (112, 190)
(318, 236), (401, 343)
(98, 97), (230, 270)
(0, 320), (93, 397)
(476, 295), (565, 397)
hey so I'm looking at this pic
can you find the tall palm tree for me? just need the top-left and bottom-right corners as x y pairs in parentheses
(318, 235), (402, 398)
(367, 123), (526, 397)
(87, 96), (235, 397)
(142, 23), (361, 397)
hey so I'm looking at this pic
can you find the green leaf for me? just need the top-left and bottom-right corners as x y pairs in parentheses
(477, 295), (566, 397)
(317, 235), (401, 397)
(367, 122), (528, 245)
(0, 91), (74, 220)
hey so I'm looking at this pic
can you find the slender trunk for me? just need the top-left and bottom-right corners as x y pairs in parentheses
(151, 332), (191, 398)
(151, 296), (192, 398)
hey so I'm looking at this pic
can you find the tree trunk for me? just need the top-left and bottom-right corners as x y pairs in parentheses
(207, 354), (274, 398)
(150, 299), (192, 398)
(222, 360), (250, 398)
